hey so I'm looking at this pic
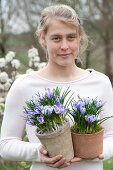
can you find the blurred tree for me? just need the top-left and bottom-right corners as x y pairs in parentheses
(83, 0), (113, 81)
(0, 0), (51, 58)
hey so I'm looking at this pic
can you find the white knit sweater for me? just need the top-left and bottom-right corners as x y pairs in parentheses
(0, 69), (113, 170)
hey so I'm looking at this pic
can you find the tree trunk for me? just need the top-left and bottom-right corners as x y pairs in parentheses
(104, 38), (112, 81)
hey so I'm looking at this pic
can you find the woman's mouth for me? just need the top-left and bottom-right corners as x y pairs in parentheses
(58, 53), (71, 58)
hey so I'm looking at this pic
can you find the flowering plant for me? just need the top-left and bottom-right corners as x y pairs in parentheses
(24, 87), (73, 134)
(70, 96), (113, 134)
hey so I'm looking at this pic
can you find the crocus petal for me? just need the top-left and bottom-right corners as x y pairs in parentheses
(56, 101), (60, 107)
(63, 108), (68, 114)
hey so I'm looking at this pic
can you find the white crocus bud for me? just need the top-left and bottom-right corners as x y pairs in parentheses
(0, 72), (9, 83)
(0, 58), (6, 68)
(11, 59), (20, 69)
(5, 51), (15, 62)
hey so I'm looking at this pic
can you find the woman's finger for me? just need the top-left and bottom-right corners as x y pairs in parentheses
(46, 158), (71, 168)
(57, 162), (71, 169)
(42, 154), (63, 164)
(71, 157), (82, 163)
(39, 145), (48, 155)
(98, 154), (104, 160)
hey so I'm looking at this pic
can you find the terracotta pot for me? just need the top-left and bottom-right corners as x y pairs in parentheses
(71, 129), (104, 159)
(35, 119), (74, 163)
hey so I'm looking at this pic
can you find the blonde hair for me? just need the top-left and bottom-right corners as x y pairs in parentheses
(36, 4), (88, 60)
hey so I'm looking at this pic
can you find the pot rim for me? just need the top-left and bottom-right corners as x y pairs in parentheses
(71, 128), (104, 136)
(35, 118), (70, 138)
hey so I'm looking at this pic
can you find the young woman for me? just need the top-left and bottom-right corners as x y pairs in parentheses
(0, 4), (113, 170)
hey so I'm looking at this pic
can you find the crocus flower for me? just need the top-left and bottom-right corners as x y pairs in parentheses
(24, 110), (36, 116)
(32, 98), (40, 106)
(73, 104), (78, 112)
(79, 106), (86, 115)
(94, 99), (102, 108)
(42, 106), (53, 115)
(37, 115), (44, 123)
(40, 95), (46, 102)
(77, 100), (85, 111)
(34, 105), (43, 114)
(54, 101), (68, 114)
(45, 88), (55, 100)
(27, 118), (35, 125)
(83, 97), (90, 105)
(85, 114), (97, 125)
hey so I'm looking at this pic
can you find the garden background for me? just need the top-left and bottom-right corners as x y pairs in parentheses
(0, 0), (113, 169)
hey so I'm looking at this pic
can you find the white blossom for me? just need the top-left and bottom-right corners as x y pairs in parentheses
(28, 48), (39, 59)
(29, 60), (33, 67)
(0, 58), (6, 68)
(26, 68), (34, 74)
(5, 51), (15, 62)
(7, 78), (13, 84)
(34, 62), (39, 67)
(33, 56), (40, 62)
(4, 82), (11, 91)
(0, 97), (5, 103)
(0, 72), (9, 83)
(11, 59), (20, 69)
(11, 71), (16, 77)
(0, 83), (4, 90)
(38, 62), (47, 70)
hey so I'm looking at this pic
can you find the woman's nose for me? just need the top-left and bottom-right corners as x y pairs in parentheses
(60, 39), (69, 50)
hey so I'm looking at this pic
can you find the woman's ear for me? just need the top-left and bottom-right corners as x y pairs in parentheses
(40, 33), (46, 46)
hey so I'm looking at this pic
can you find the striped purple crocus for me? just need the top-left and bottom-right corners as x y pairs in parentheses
(27, 118), (35, 125)
(42, 106), (54, 115)
(94, 99), (102, 108)
(85, 114), (97, 125)
(54, 101), (68, 114)
(37, 114), (44, 123)
(45, 88), (55, 100)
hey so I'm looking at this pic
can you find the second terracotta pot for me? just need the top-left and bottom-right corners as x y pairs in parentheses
(71, 129), (104, 159)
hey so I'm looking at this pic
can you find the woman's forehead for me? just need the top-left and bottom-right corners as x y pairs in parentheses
(46, 19), (78, 35)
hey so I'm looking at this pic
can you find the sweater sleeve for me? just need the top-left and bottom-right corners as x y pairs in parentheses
(101, 77), (113, 160)
(0, 76), (42, 162)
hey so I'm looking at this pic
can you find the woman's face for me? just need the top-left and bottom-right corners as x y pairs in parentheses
(42, 19), (81, 67)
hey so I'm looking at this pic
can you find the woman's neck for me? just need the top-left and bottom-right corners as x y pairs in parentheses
(37, 63), (90, 82)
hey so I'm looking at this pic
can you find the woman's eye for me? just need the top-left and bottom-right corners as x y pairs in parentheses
(68, 35), (76, 40)
(52, 37), (61, 41)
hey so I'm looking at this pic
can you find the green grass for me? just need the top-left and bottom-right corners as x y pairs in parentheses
(0, 157), (113, 169)
(103, 157), (113, 170)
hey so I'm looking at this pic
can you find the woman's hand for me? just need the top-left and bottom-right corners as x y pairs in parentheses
(98, 154), (104, 160)
(39, 145), (71, 168)
(70, 154), (104, 163)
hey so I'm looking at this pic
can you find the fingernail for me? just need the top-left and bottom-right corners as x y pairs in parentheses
(67, 163), (70, 166)
(43, 150), (47, 154)
(63, 158), (65, 161)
